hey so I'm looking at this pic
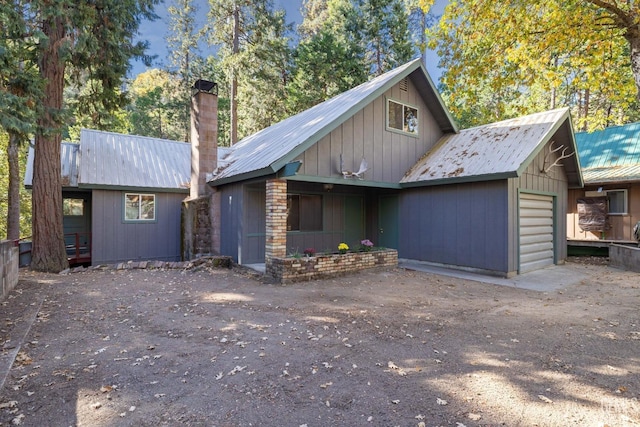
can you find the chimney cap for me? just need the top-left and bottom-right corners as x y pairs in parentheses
(192, 79), (217, 95)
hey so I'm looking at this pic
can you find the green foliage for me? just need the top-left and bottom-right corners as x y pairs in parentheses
(288, 28), (367, 113)
(0, 132), (32, 239)
(424, 0), (639, 130)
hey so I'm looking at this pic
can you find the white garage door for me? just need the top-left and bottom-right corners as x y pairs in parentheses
(519, 193), (554, 273)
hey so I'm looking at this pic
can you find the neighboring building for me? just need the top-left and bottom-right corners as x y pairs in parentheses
(24, 130), (229, 265)
(567, 122), (640, 244)
(206, 59), (583, 277)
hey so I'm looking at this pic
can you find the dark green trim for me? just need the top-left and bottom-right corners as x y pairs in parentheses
(400, 172), (517, 188)
(208, 167), (276, 187)
(287, 174), (402, 189)
(78, 184), (188, 194)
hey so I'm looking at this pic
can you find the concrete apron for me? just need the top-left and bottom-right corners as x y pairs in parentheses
(399, 259), (590, 292)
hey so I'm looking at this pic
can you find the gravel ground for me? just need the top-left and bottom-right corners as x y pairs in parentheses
(0, 260), (638, 426)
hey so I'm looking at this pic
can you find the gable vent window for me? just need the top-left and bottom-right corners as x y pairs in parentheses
(387, 99), (418, 136)
(399, 77), (408, 92)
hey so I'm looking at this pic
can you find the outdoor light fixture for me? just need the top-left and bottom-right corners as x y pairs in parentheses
(323, 184), (334, 192)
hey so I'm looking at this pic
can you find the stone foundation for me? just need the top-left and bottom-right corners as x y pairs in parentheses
(266, 249), (398, 284)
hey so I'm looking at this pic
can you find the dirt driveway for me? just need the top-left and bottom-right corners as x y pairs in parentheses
(0, 261), (639, 426)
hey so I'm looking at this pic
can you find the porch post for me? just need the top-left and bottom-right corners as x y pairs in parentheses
(265, 178), (287, 265)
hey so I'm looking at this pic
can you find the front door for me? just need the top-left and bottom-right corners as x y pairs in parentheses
(378, 195), (399, 249)
(344, 196), (364, 248)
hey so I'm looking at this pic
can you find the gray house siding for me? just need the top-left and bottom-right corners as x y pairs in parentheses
(91, 190), (184, 264)
(399, 181), (510, 274)
(294, 78), (443, 183)
(220, 183), (244, 263)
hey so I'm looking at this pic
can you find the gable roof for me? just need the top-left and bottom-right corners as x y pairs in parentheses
(401, 108), (583, 188)
(210, 58), (457, 186)
(25, 129), (232, 192)
(575, 122), (640, 184)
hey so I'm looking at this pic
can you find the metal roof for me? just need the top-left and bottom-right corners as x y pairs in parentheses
(26, 130), (232, 192)
(575, 122), (640, 183)
(211, 58), (457, 185)
(401, 108), (583, 187)
(24, 142), (80, 188)
(79, 129), (191, 191)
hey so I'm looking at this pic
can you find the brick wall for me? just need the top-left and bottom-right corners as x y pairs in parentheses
(1, 240), (19, 300)
(266, 249), (398, 284)
(265, 179), (287, 262)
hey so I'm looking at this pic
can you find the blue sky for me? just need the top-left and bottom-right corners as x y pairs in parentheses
(131, 0), (445, 81)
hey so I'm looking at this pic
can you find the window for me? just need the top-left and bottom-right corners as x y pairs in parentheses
(63, 198), (84, 216)
(387, 99), (418, 135)
(606, 189), (627, 215)
(125, 193), (156, 221)
(287, 194), (322, 231)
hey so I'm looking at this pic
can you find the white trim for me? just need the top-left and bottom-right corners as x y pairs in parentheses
(124, 193), (156, 222)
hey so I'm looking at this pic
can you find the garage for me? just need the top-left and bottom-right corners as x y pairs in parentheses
(519, 193), (554, 273)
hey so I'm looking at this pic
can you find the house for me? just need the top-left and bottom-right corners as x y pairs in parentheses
(27, 60), (582, 277)
(567, 122), (640, 245)
(24, 130), (229, 265)
(203, 59), (583, 278)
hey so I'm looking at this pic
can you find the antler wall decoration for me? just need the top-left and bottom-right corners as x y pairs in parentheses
(541, 141), (574, 174)
(339, 154), (368, 179)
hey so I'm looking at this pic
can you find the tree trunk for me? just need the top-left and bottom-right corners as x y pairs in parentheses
(6, 132), (21, 241)
(230, 3), (240, 145)
(627, 32), (640, 102)
(31, 14), (68, 272)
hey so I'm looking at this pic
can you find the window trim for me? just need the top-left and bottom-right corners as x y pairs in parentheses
(606, 189), (628, 215)
(386, 97), (419, 137)
(124, 193), (157, 222)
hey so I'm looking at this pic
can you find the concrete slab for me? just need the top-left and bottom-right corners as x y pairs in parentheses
(399, 259), (590, 292)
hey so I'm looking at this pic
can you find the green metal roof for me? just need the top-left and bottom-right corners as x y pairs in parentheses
(575, 122), (640, 183)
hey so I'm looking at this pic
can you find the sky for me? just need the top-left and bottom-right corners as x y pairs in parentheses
(131, 0), (445, 82)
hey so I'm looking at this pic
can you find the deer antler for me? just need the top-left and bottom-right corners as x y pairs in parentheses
(541, 141), (574, 174)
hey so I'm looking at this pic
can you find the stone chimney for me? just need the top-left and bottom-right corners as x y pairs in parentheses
(190, 80), (218, 199)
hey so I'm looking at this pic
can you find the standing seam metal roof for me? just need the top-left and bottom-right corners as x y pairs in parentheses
(212, 58), (456, 184)
(79, 129), (191, 190)
(401, 108), (579, 185)
(575, 122), (640, 183)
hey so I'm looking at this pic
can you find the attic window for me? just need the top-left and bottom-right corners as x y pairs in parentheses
(387, 99), (418, 136)
(399, 78), (408, 92)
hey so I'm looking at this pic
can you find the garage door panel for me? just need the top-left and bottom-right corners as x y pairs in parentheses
(520, 193), (554, 273)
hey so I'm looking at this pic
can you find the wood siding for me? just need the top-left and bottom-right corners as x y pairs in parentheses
(220, 183), (244, 263)
(91, 190), (184, 264)
(567, 184), (640, 241)
(295, 78), (443, 183)
(514, 141), (570, 271)
(399, 181), (510, 274)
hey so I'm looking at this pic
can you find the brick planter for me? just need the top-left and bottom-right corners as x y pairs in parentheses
(266, 249), (398, 284)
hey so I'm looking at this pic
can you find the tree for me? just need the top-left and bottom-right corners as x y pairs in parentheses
(423, 0), (640, 130)
(0, 0), (41, 241)
(167, 0), (205, 142)
(288, 28), (367, 113)
(29, 0), (158, 272)
(206, 0), (292, 142)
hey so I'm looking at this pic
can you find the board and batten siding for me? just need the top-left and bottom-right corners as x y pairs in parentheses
(220, 183), (245, 263)
(510, 141), (570, 272)
(91, 190), (184, 265)
(295, 77), (443, 183)
(399, 181), (510, 275)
